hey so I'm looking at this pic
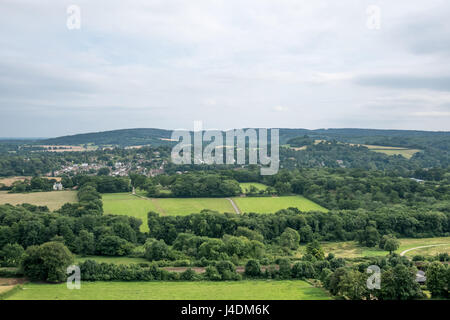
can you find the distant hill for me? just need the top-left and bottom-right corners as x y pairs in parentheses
(40, 128), (173, 147)
(37, 127), (450, 151)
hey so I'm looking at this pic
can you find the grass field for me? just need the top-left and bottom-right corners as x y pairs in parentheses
(102, 193), (235, 231)
(0, 190), (77, 210)
(233, 196), (328, 214)
(0, 176), (62, 187)
(362, 145), (421, 159)
(6, 280), (331, 300)
(299, 237), (450, 259)
(75, 255), (148, 265)
(239, 182), (268, 193)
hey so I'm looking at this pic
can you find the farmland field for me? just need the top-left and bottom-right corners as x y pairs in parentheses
(75, 255), (148, 265)
(0, 190), (77, 210)
(6, 280), (331, 300)
(102, 193), (235, 231)
(298, 237), (450, 259)
(0, 176), (61, 187)
(233, 196), (328, 214)
(239, 182), (268, 193)
(362, 145), (420, 159)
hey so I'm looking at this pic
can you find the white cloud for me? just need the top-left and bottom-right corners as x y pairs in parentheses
(0, 0), (449, 136)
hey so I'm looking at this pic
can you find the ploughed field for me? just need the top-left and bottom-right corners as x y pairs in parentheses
(6, 280), (331, 300)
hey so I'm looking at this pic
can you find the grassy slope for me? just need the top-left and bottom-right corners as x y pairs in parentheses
(298, 237), (450, 259)
(0, 191), (77, 210)
(233, 195), (328, 214)
(7, 280), (331, 300)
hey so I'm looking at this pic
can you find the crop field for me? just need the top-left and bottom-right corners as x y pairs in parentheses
(362, 145), (421, 159)
(6, 280), (331, 300)
(0, 190), (77, 210)
(239, 182), (268, 193)
(0, 176), (61, 187)
(299, 237), (450, 259)
(102, 193), (235, 231)
(232, 196), (328, 214)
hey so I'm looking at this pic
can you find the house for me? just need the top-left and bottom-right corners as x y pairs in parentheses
(53, 182), (63, 191)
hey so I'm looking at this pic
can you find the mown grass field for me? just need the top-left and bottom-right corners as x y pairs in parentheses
(6, 280), (331, 300)
(233, 196), (328, 214)
(239, 182), (268, 193)
(0, 190), (77, 210)
(298, 237), (450, 259)
(102, 193), (235, 231)
(75, 255), (148, 265)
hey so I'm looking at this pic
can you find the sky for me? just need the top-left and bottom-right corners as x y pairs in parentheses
(1, 0), (450, 137)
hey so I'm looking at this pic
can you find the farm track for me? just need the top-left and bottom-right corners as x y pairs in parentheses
(227, 198), (241, 214)
(400, 243), (450, 256)
(133, 193), (167, 215)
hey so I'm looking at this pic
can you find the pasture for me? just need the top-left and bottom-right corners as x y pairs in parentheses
(299, 237), (450, 259)
(0, 176), (61, 187)
(75, 255), (148, 265)
(0, 190), (77, 210)
(233, 195), (328, 214)
(239, 182), (268, 193)
(102, 193), (235, 231)
(6, 280), (331, 300)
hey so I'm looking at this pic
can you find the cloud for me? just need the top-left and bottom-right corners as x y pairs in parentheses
(354, 75), (450, 92)
(0, 0), (450, 136)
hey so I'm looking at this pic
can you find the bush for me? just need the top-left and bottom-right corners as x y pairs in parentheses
(244, 259), (261, 277)
(291, 261), (315, 279)
(21, 242), (74, 283)
(180, 268), (197, 281)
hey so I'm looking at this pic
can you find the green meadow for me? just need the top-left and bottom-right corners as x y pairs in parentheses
(239, 182), (268, 193)
(232, 195), (328, 214)
(6, 280), (331, 300)
(297, 237), (450, 259)
(102, 193), (235, 231)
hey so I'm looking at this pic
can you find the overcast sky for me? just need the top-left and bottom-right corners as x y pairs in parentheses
(1, 0), (449, 137)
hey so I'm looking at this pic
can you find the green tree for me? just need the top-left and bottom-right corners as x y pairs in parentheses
(306, 240), (325, 260)
(378, 265), (422, 300)
(0, 243), (24, 267)
(75, 230), (95, 256)
(279, 227), (300, 250)
(21, 242), (74, 283)
(426, 262), (449, 298)
(245, 259), (262, 277)
(144, 239), (170, 261)
(338, 270), (369, 300)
